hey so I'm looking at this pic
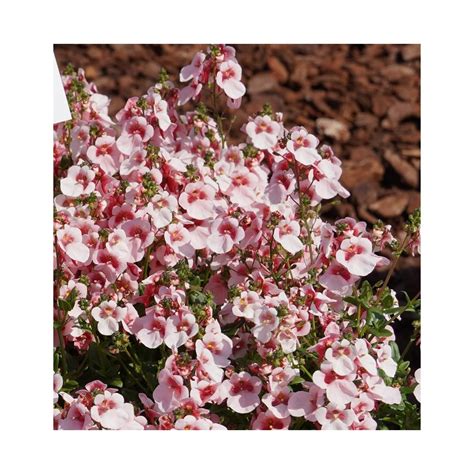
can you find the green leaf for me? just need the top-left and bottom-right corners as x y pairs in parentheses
(57, 288), (78, 312)
(368, 326), (393, 338)
(389, 342), (401, 362)
(62, 379), (79, 392)
(344, 296), (360, 306)
(397, 360), (411, 375)
(290, 376), (306, 386)
(382, 293), (394, 309)
(58, 298), (74, 312)
(53, 351), (60, 373)
(110, 378), (123, 388)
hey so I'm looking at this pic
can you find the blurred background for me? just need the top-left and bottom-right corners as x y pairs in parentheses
(54, 44), (420, 367)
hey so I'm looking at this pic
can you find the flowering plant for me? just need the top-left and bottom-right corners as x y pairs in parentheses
(53, 44), (421, 430)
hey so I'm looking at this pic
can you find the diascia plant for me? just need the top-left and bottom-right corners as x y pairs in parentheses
(53, 44), (421, 430)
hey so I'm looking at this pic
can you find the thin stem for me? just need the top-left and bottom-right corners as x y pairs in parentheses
(292, 160), (315, 264)
(125, 346), (154, 392)
(142, 245), (152, 280)
(56, 327), (68, 376)
(401, 327), (420, 360)
(54, 236), (68, 375)
(97, 344), (149, 394)
(299, 363), (314, 380)
(211, 72), (226, 147)
(376, 232), (410, 303)
(367, 291), (421, 344)
(70, 353), (89, 379)
(116, 353), (149, 393)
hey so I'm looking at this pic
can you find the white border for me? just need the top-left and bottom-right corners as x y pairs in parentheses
(1, 1), (473, 472)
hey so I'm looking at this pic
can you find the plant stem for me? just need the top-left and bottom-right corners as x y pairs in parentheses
(401, 327), (420, 360)
(125, 346), (155, 392)
(376, 232), (410, 303)
(299, 363), (314, 380)
(142, 245), (152, 280)
(292, 160), (315, 264)
(57, 327), (68, 376)
(211, 73), (226, 146)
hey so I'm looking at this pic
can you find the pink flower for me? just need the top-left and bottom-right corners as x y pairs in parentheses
(200, 320), (233, 367)
(91, 300), (126, 336)
(153, 369), (189, 414)
(60, 165), (95, 197)
(351, 413), (377, 430)
(195, 341), (224, 382)
(121, 218), (154, 262)
(58, 401), (95, 430)
(320, 261), (358, 292)
(121, 303), (139, 333)
(147, 192), (177, 229)
(119, 145), (149, 176)
(178, 81), (203, 106)
(180, 52), (206, 82)
(336, 236), (380, 276)
(252, 410), (291, 430)
(93, 249), (127, 282)
(277, 327), (298, 354)
(267, 169), (296, 204)
(208, 217), (244, 254)
(221, 371), (262, 414)
(164, 311), (198, 350)
(268, 367), (298, 392)
(216, 61), (246, 100)
(274, 220), (304, 254)
(57, 225), (89, 263)
(351, 392), (375, 415)
(313, 361), (359, 406)
(174, 415), (213, 430)
(252, 306), (279, 343)
(190, 379), (222, 406)
(91, 391), (129, 429)
(86, 136), (121, 175)
(118, 404), (147, 430)
(132, 309), (166, 349)
(354, 339), (378, 375)
(53, 373), (63, 404)
(325, 340), (356, 376)
(151, 93), (171, 131)
(286, 127), (321, 165)
(245, 115), (281, 150)
(116, 116), (154, 155)
(315, 403), (357, 430)
(414, 368), (421, 403)
(178, 181), (216, 220)
(262, 386), (291, 419)
(70, 124), (90, 158)
(361, 374), (401, 405)
(164, 223), (191, 254)
(223, 166), (259, 208)
(105, 229), (132, 262)
(288, 384), (325, 422)
(232, 291), (260, 319)
(376, 345), (397, 378)
(313, 160), (349, 200)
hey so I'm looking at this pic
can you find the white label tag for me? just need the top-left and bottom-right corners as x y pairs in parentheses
(53, 54), (72, 124)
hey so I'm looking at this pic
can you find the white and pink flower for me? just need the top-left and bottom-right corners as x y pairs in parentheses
(91, 300), (126, 336)
(221, 371), (262, 414)
(274, 220), (304, 254)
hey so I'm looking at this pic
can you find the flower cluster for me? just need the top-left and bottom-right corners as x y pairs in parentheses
(53, 45), (420, 430)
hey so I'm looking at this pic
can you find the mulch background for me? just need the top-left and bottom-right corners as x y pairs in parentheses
(54, 44), (420, 367)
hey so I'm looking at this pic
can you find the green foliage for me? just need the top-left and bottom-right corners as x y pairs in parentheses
(57, 288), (78, 313)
